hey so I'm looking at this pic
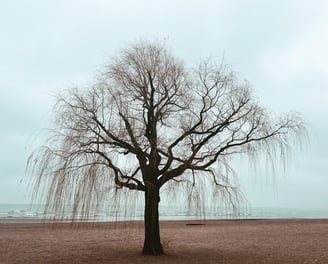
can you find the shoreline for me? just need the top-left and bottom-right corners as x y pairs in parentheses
(2, 219), (328, 263)
(1, 215), (328, 224)
(2, 204), (328, 221)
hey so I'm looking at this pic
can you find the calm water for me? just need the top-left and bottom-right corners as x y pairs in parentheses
(1, 204), (328, 222)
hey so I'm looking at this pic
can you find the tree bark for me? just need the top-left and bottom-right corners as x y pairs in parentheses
(142, 181), (163, 255)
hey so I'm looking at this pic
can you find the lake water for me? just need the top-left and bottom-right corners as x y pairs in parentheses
(1, 204), (328, 222)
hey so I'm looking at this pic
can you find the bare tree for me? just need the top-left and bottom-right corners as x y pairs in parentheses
(27, 41), (305, 255)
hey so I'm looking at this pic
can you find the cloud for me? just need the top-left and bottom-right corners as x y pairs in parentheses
(0, 0), (327, 209)
(264, 26), (328, 79)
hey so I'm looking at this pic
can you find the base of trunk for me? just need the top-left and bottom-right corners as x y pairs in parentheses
(142, 242), (164, 255)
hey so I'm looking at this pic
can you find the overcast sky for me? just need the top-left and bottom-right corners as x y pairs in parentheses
(0, 0), (327, 210)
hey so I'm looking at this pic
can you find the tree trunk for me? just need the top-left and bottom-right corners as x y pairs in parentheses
(142, 182), (164, 255)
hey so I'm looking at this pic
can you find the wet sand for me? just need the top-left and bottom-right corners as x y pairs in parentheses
(1, 219), (328, 263)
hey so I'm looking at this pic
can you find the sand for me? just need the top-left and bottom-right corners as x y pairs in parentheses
(1, 219), (328, 264)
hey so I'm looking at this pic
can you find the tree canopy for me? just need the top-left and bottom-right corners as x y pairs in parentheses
(28, 41), (305, 255)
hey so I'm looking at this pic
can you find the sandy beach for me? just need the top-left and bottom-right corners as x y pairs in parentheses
(1, 219), (328, 264)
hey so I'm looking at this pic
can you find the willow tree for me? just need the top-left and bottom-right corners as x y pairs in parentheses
(28, 41), (304, 255)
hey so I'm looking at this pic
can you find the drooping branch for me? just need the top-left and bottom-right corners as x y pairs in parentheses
(94, 150), (144, 191)
(27, 41), (306, 223)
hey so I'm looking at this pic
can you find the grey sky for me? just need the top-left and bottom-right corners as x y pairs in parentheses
(0, 0), (327, 209)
